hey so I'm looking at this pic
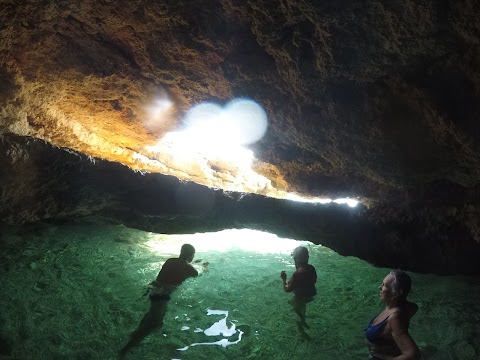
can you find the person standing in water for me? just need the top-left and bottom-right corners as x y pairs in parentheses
(118, 244), (207, 359)
(280, 246), (317, 335)
(365, 269), (420, 360)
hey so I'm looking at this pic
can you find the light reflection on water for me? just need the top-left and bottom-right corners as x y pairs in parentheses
(177, 309), (243, 352)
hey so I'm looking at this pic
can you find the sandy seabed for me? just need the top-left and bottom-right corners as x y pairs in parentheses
(1, 222), (479, 360)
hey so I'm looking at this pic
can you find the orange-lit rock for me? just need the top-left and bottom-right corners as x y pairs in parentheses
(3, 0), (479, 203)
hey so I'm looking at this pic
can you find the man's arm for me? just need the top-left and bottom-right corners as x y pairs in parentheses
(191, 261), (209, 275)
(280, 271), (293, 292)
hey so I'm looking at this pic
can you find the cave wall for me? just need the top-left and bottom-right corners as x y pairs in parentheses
(2, 133), (480, 274)
(1, 0), (480, 201)
(2, 0), (480, 275)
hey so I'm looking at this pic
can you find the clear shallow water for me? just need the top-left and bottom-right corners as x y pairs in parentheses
(0, 222), (479, 360)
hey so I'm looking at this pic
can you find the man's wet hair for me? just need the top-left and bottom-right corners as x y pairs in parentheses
(292, 246), (309, 265)
(180, 244), (195, 259)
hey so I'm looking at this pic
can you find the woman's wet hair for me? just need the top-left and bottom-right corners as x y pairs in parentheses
(389, 269), (412, 304)
(180, 244), (195, 259)
(292, 246), (309, 265)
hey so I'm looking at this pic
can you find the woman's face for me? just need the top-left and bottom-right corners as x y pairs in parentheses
(379, 274), (394, 303)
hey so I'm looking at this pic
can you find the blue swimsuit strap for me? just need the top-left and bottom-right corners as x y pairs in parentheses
(365, 314), (391, 342)
(369, 313), (391, 327)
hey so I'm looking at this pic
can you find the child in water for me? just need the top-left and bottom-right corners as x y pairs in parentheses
(280, 246), (317, 335)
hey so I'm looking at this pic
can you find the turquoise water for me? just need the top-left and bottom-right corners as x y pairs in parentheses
(0, 222), (479, 360)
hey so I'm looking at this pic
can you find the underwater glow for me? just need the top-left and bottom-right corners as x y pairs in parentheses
(142, 229), (312, 256)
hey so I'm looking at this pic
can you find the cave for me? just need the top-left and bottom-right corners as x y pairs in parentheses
(1, 1), (480, 359)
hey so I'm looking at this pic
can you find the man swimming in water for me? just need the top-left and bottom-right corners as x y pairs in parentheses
(118, 244), (207, 358)
(280, 246), (317, 335)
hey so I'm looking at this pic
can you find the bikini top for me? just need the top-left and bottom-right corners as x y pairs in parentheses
(365, 314), (391, 342)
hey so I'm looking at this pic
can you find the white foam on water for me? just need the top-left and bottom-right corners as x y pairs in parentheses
(203, 310), (236, 336)
(177, 330), (244, 351)
(177, 309), (243, 351)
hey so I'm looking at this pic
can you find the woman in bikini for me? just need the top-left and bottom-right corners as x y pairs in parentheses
(365, 269), (421, 360)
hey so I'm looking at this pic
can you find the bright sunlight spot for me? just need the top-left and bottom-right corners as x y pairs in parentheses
(137, 98), (277, 194)
(148, 98), (173, 119)
(134, 96), (362, 208)
(333, 198), (359, 207)
(146, 98), (267, 170)
(283, 193), (359, 207)
(142, 229), (313, 256)
(184, 99), (268, 146)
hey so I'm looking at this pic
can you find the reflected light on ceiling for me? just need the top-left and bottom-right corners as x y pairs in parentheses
(137, 97), (362, 208)
(333, 198), (359, 207)
(146, 130), (255, 170)
(284, 193), (359, 207)
(148, 98), (173, 119)
(184, 99), (268, 146)
(146, 98), (267, 169)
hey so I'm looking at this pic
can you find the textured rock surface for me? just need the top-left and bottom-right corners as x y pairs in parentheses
(1, 133), (480, 274)
(1, 1), (480, 273)
(2, 0), (480, 200)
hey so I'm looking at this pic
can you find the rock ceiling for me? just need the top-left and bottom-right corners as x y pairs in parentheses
(2, 0), (479, 202)
(1, 0), (480, 273)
